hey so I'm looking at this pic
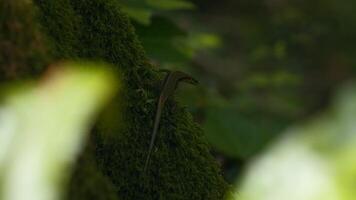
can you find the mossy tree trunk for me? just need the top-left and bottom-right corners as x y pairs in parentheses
(1, 0), (229, 199)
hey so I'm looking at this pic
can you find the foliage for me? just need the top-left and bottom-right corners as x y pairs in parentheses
(204, 105), (287, 159)
(0, 63), (118, 200)
(117, 0), (194, 25)
(117, 0), (220, 68)
(4, 0), (356, 199)
(234, 83), (356, 200)
(123, 0), (356, 185)
(181, 0), (356, 165)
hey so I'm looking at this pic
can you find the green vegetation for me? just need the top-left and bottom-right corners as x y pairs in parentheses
(236, 83), (356, 200)
(0, 63), (118, 200)
(2, 0), (356, 199)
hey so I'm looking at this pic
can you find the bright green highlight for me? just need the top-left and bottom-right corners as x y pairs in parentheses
(233, 83), (356, 200)
(0, 62), (118, 200)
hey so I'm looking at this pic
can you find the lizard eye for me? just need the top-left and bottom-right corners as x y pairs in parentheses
(187, 78), (199, 85)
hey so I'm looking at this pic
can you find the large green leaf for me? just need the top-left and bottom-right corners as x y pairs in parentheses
(0, 62), (118, 200)
(235, 83), (356, 200)
(135, 16), (190, 63)
(120, 5), (152, 25)
(204, 105), (287, 159)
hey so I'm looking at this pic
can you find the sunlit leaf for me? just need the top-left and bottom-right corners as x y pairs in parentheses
(235, 83), (356, 200)
(0, 62), (118, 200)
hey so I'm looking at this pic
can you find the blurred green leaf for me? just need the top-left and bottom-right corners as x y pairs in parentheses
(135, 16), (190, 63)
(236, 83), (356, 200)
(117, 0), (152, 25)
(118, 0), (194, 25)
(203, 105), (287, 159)
(0, 62), (118, 200)
(121, 5), (152, 25)
(239, 71), (301, 90)
(175, 32), (222, 59)
(145, 0), (194, 10)
(238, 135), (339, 200)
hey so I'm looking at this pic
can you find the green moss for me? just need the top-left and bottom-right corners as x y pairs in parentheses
(5, 0), (229, 199)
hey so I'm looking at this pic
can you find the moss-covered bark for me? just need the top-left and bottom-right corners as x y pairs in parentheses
(1, 0), (229, 199)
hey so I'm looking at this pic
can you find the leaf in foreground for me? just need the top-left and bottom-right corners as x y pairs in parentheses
(234, 83), (356, 200)
(0, 62), (118, 200)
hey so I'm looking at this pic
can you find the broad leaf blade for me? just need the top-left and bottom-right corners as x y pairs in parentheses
(0, 62), (118, 200)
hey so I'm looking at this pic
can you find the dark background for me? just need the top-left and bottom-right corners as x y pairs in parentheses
(117, 0), (356, 182)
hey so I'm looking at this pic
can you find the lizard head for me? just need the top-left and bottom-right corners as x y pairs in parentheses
(180, 76), (199, 85)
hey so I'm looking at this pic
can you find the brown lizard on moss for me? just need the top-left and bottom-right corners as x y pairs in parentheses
(144, 70), (198, 172)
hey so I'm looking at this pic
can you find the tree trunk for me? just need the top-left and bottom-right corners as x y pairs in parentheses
(1, 0), (229, 199)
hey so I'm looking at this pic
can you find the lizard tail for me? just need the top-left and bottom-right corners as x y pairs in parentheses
(144, 100), (163, 172)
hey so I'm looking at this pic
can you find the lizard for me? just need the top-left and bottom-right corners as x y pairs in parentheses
(144, 70), (198, 172)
